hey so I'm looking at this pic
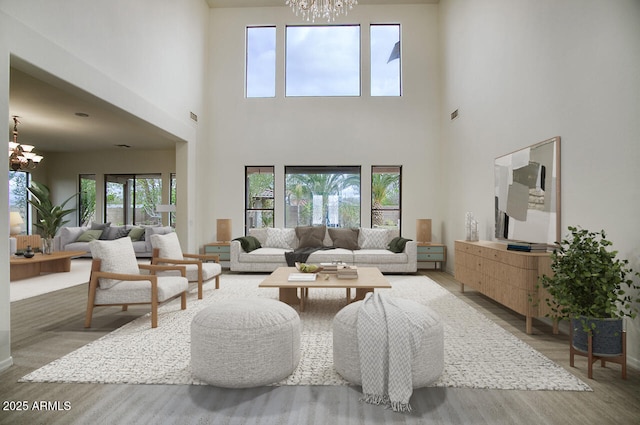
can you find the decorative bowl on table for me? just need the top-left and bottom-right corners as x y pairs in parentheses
(295, 262), (323, 273)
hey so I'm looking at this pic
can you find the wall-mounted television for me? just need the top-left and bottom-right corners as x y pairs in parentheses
(494, 137), (561, 246)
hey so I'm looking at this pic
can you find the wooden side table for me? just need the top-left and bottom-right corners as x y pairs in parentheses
(203, 242), (230, 268)
(416, 243), (446, 270)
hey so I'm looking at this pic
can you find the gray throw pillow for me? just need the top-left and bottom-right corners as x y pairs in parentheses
(296, 226), (326, 249)
(328, 228), (360, 250)
(91, 222), (111, 240)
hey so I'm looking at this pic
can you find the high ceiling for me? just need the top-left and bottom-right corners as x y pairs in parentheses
(9, 65), (179, 154)
(8, 0), (438, 156)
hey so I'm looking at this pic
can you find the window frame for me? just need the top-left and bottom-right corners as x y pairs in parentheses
(285, 24), (362, 97)
(284, 165), (361, 228)
(246, 26), (277, 98)
(370, 23), (402, 97)
(9, 170), (31, 234)
(103, 173), (163, 226)
(245, 166), (275, 232)
(371, 165), (402, 232)
(79, 174), (97, 226)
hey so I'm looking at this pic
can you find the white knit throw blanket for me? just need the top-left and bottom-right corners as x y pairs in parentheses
(357, 292), (423, 412)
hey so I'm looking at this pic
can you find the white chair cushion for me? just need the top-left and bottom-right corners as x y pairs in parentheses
(150, 232), (184, 260)
(94, 275), (188, 304)
(89, 238), (140, 289)
(179, 262), (221, 283)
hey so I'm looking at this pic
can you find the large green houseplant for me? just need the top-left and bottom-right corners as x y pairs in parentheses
(540, 226), (640, 354)
(27, 181), (78, 254)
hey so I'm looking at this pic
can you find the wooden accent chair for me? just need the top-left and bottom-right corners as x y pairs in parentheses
(150, 232), (222, 300)
(86, 237), (189, 329)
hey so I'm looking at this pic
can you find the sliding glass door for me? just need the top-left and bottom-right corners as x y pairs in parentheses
(104, 174), (162, 225)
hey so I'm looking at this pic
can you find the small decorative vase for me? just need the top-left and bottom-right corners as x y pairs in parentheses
(23, 245), (35, 258)
(42, 237), (54, 255)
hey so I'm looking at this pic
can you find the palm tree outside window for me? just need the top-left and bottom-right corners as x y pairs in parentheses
(285, 166), (361, 228)
(371, 166), (401, 231)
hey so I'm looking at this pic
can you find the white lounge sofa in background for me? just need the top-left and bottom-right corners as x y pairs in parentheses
(230, 226), (417, 273)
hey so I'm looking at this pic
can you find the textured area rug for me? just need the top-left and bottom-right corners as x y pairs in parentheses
(20, 274), (591, 391)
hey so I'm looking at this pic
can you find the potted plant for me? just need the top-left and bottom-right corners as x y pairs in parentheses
(539, 226), (640, 355)
(27, 181), (78, 254)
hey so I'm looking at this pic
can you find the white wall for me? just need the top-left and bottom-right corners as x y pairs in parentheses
(0, 0), (209, 372)
(439, 0), (640, 366)
(205, 5), (442, 242)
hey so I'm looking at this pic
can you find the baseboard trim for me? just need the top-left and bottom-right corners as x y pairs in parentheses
(0, 356), (14, 373)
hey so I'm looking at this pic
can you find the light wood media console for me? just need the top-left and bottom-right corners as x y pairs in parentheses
(454, 240), (557, 335)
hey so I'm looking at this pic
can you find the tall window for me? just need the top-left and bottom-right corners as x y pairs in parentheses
(371, 24), (401, 96)
(9, 171), (30, 234)
(246, 26), (276, 98)
(79, 174), (96, 226)
(371, 166), (401, 230)
(169, 173), (177, 227)
(286, 25), (361, 97)
(246, 166), (275, 231)
(104, 174), (162, 225)
(285, 166), (361, 228)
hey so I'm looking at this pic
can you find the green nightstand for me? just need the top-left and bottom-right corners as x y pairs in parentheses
(416, 243), (446, 270)
(204, 242), (230, 268)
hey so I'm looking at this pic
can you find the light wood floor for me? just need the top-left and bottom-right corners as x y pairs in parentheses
(1, 271), (638, 425)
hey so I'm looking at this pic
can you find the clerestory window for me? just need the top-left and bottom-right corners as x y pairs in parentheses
(245, 24), (401, 98)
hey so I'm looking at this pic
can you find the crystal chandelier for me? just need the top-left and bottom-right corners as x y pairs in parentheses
(286, 0), (358, 22)
(8, 116), (43, 171)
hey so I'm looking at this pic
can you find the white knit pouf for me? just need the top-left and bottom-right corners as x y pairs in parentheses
(191, 298), (301, 388)
(332, 298), (444, 387)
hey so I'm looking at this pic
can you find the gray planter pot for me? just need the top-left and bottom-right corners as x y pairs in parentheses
(571, 317), (623, 356)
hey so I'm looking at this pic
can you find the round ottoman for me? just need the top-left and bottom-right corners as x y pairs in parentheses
(332, 297), (444, 387)
(191, 298), (301, 388)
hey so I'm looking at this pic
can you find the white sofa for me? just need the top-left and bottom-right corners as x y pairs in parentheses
(54, 224), (174, 258)
(230, 227), (417, 273)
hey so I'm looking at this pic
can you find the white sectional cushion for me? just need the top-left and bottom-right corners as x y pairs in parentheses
(89, 238), (140, 289)
(264, 227), (296, 249)
(239, 247), (291, 263)
(354, 249), (408, 264)
(150, 232), (184, 260)
(307, 248), (355, 264)
(60, 226), (87, 247)
(359, 228), (391, 249)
